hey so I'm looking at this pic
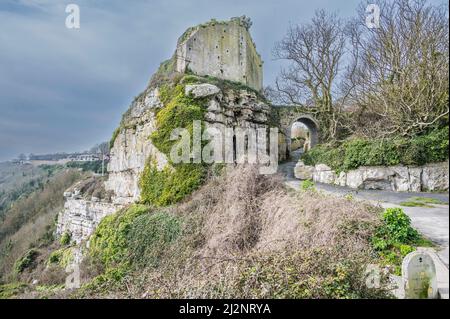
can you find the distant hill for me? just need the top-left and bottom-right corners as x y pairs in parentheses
(0, 163), (50, 220)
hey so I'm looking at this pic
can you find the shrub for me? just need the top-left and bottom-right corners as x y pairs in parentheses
(13, 249), (38, 274)
(302, 126), (449, 172)
(127, 212), (181, 268)
(235, 250), (389, 299)
(89, 204), (149, 269)
(140, 161), (206, 207)
(60, 232), (71, 246)
(375, 208), (420, 245)
(371, 208), (431, 274)
(300, 179), (316, 192)
(0, 282), (28, 299)
(47, 248), (73, 268)
(140, 83), (208, 207)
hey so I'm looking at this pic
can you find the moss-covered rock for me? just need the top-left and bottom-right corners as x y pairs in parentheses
(139, 82), (209, 207)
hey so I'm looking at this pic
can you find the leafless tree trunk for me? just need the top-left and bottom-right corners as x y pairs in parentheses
(272, 10), (347, 140)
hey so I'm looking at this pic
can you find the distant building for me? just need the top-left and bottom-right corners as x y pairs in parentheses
(73, 154), (100, 162)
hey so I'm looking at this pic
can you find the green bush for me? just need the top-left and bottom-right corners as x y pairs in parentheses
(47, 248), (74, 268)
(13, 249), (38, 274)
(140, 83), (208, 207)
(60, 231), (71, 246)
(372, 208), (420, 248)
(302, 126), (449, 172)
(140, 161), (206, 207)
(89, 204), (149, 269)
(371, 208), (431, 274)
(127, 211), (181, 267)
(0, 282), (28, 299)
(85, 205), (182, 292)
(300, 179), (316, 192)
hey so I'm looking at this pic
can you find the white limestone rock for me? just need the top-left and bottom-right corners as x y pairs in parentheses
(185, 83), (221, 98)
(421, 162), (449, 191)
(408, 167), (422, 192)
(313, 164), (336, 184)
(294, 161), (314, 180)
(335, 171), (347, 187)
(345, 168), (365, 189)
(391, 166), (410, 192)
(315, 163), (332, 172)
(105, 111), (169, 204)
(56, 197), (122, 244)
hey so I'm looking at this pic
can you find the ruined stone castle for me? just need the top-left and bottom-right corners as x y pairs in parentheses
(175, 16), (263, 91)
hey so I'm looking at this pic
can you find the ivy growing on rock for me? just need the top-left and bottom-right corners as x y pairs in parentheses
(139, 81), (209, 207)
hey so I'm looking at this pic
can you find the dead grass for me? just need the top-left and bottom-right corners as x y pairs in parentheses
(78, 165), (389, 299)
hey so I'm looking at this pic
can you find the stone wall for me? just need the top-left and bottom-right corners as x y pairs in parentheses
(295, 161), (449, 192)
(176, 17), (263, 91)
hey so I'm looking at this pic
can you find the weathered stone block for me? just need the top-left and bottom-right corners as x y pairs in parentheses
(294, 161), (314, 180)
(391, 166), (410, 192)
(185, 83), (221, 98)
(176, 17), (263, 91)
(408, 167), (422, 192)
(421, 162), (449, 191)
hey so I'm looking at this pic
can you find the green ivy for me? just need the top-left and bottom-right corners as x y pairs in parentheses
(299, 179), (316, 192)
(13, 249), (38, 274)
(127, 211), (181, 267)
(140, 82), (208, 207)
(89, 204), (150, 269)
(60, 231), (71, 246)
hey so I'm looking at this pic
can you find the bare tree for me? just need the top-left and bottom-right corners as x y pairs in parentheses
(345, 0), (449, 137)
(272, 10), (347, 140)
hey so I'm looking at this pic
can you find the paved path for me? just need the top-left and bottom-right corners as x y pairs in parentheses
(279, 150), (450, 266)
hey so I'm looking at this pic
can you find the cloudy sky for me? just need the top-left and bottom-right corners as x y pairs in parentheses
(0, 0), (403, 160)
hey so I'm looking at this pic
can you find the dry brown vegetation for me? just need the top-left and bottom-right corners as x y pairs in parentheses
(0, 169), (85, 281)
(79, 165), (390, 299)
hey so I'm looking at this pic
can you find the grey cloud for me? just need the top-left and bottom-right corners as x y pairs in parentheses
(1, 0), (369, 160)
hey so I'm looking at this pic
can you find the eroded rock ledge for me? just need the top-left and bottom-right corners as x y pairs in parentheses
(295, 160), (449, 192)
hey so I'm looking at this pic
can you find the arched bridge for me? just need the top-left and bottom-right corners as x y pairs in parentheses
(275, 106), (320, 158)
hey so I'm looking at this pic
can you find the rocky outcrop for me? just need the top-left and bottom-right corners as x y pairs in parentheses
(185, 83), (221, 98)
(105, 111), (169, 205)
(56, 17), (277, 244)
(422, 162), (450, 191)
(203, 85), (271, 127)
(56, 196), (121, 244)
(57, 82), (275, 242)
(294, 160), (314, 180)
(295, 161), (449, 192)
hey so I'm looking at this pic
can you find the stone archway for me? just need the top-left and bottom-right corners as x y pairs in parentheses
(289, 115), (319, 151)
(275, 106), (321, 160)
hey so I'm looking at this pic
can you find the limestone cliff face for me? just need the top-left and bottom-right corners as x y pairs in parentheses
(105, 101), (168, 205)
(57, 196), (121, 244)
(56, 16), (276, 244)
(56, 82), (274, 243)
